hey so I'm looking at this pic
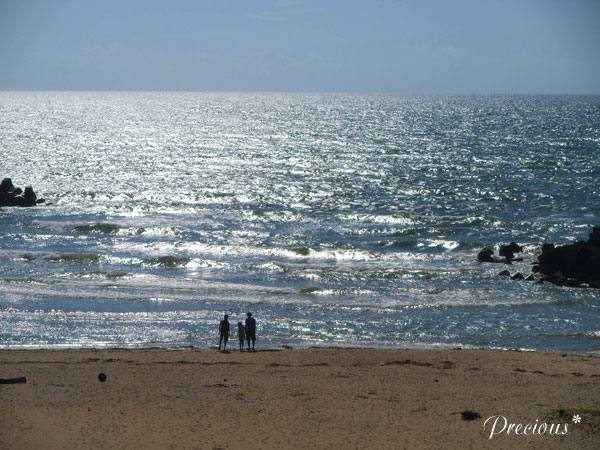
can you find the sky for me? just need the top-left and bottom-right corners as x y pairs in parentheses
(1, 0), (599, 94)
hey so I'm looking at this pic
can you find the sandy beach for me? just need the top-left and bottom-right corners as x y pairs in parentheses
(1, 348), (598, 449)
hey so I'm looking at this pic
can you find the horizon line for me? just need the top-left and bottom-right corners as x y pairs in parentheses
(1, 89), (599, 96)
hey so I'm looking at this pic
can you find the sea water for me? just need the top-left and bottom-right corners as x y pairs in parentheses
(1, 92), (599, 351)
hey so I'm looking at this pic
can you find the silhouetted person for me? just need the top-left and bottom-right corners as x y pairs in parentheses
(245, 312), (256, 351)
(237, 321), (246, 352)
(218, 314), (230, 352)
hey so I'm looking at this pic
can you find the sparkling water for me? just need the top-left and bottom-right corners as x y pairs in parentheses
(1, 92), (599, 351)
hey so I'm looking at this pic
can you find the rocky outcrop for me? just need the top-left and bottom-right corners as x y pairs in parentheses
(533, 227), (600, 288)
(0, 178), (45, 207)
(477, 248), (495, 262)
(478, 242), (523, 264)
(499, 242), (523, 261)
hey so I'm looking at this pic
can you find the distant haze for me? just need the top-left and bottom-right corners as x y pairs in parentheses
(1, 0), (599, 94)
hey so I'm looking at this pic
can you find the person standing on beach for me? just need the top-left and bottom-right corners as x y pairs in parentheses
(237, 321), (246, 352)
(245, 312), (256, 351)
(218, 314), (230, 352)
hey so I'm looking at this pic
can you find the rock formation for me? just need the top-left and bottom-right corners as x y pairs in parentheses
(0, 178), (45, 207)
(533, 227), (600, 288)
(478, 242), (523, 264)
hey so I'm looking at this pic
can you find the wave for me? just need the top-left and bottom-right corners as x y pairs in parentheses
(53, 253), (102, 263)
(537, 331), (600, 340)
(75, 271), (131, 279)
(143, 256), (192, 267)
(298, 286), (370, 296)
(21, 252), (101, 264)
(281, 246), (376, 261)
(0, 277), (47, 284)
(289, 247), (310, 256)
(388, 228), (426, 237)
(207, 192), (236, 198)
(378, 239), (482, 251)
(72, 223), (121, 234)
(343, 213), (417, 225)
(32, 220), (180, 237)
(414, 215), (501, 226)
(169, 241), (377, 262)
(376, 268), (444, 280)
(378, 240), (418, 249)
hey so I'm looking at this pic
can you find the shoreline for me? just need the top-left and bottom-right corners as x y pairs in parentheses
(2, 347), (599, 449)
(2, 344), (599, 355)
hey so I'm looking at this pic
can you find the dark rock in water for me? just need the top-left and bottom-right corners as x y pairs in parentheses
(581, 255), (600, 278)
(0, 178), (44, 207)
(534, 227), (600, 287)
(542, 243), (555, 252)
(553, 277), (567, 286)
(0, 178), (15, 191)
(23, 186), (37, 204)
(511, 272), (524, 280)
(498, 270), (510, 276)
(478, 248), (495, 262)
(525, 274), (535, 281)
(588, 227), (600, 247)
(500, 242), (523, 262)
(479, 242), (522, 264)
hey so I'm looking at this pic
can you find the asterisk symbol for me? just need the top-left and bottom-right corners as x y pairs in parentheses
(572, 414), (581, 424)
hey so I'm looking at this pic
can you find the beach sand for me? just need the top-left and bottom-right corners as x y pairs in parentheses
(1, 348), (598, 449)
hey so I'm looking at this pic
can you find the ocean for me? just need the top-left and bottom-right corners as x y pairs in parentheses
(1, 92), (599, 351)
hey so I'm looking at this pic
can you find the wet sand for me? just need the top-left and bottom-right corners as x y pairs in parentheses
(1, 348), (599, 449)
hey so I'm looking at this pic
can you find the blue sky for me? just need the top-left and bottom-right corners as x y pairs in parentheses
(1, 0), (599, 93)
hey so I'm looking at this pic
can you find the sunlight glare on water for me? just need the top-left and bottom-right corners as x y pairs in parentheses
(1, 92), (599, 351)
